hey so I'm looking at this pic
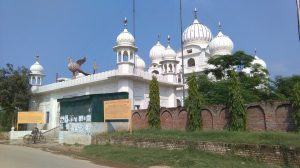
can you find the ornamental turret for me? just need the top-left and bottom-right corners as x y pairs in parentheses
(30, 56), (44, 86)
(160, 36), (179, 83)
(148, 35), (165, 74)
(113, 17), (138, 74)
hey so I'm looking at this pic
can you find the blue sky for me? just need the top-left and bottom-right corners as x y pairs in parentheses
(0, 0), (299, 84)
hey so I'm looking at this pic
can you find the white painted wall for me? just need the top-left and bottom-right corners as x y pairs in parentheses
(30, 69), (180, 130)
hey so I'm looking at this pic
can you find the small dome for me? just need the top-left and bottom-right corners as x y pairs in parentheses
(209, 31), (234, 56)
(116, 17), (135, 46)
(182, 9), (212, 46)
(252, 56), (267, 69)
(163, 36), (176, 60)
(163, 45), (176, 60)
(30, 58), (44, 75)
(150, 40), (165, 63)
(116, 29), (135, 46)
(135, 55), (146, 71)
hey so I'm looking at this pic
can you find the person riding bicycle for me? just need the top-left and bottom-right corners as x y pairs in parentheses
(31, 126), (39, 144)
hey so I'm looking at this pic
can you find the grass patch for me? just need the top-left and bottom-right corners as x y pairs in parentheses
(101, 129), (300, 148)
(82, 144), (278, 168)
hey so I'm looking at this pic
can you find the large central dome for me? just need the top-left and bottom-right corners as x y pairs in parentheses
(182, 9), (212, 46)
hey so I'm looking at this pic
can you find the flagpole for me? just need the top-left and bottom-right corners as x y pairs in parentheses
(133, 0), (136, 38)
(296, 0), (300, 41)
(180, 0), (185, 105)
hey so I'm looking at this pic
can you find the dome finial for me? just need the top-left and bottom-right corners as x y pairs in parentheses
(124, 17), (127, 29)
(167, 35), (171, 45)
(157, 34), (160, 42)
(218, 21), (222, 32)
(194, 8), (198, 19)
(254, 48), (257, 56)
(35, 55), (39, 62)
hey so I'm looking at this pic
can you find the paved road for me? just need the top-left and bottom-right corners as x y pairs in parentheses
(0, 144), (112, 168)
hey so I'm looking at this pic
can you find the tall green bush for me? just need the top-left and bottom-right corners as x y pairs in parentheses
(291, 82), (300, 132)
(147, 76), (160, 129)
(0, 64), (31, 130)
(186, 73), (203, 131)
(227, 71), (246, 131)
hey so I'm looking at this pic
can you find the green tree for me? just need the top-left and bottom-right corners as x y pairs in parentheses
(147, 76), (160, 129)
(185, 73), (203, 131)
(197, 75), (230, 105)
(0, 64), (31, 130)
(202, 50), (278, 104)
(274, 75), (300, 100)
(0, 107), (4, 131)
(205, 51), (255, 80)
(291, 82), (300, 132)
(227, 71), (246, 131)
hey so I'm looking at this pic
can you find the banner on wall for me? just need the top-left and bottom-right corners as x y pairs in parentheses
(104, 99), (132, 133)
(17, 111), (44, 124)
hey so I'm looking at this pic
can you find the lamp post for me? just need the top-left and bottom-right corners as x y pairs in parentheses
(179, 0), (185, 105)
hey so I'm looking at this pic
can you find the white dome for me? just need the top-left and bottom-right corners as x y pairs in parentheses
(209, 31), (234, 56)
(135, 55), (146, 71)
(150, 41), (165, 63)
(252, 56), (267, 69)
(116, 28), (135, 46)
(183, 19), (213, 46)
(30, 61), (44, 75)
(163, 45), (176, 60)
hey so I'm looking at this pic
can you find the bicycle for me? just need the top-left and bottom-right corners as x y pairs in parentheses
(23, 131), (46, 144)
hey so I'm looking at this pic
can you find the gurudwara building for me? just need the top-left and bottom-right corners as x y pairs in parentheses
(28, 9), (267, 136)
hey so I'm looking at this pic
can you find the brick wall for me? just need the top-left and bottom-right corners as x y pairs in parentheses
(132, 101), (296, 131)
(92, 136), (300, 166)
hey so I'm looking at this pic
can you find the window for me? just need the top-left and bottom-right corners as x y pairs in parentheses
(188, 58), (195, 67)
(152, 70), (159, 74)
(177, 99), (182, 107)
(164, 64), (167, 73)
(187, 49), (193, 54)
(178, 74), (182, 83)
(118, 52), (122, 62)
(169, 64), (173, 72)
(123, 51), (129, 62)
(130, 53), (133, 60)
(46, 111), (50, 124)
(37, 77), (40, 85)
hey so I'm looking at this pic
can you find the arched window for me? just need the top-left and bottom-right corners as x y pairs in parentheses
(164, 64), (167, 73)
(169, 64), (173, 72)
(37, 77), (40, 85)
(123, 51), (129, 62)
(188, 58), (195, 67)
(152, 70), (159, 74)
(177, 99), (182, 107)
(178, 74), (181, 83)
(118, 51), (122, 62)
(130, 52), (134, 60)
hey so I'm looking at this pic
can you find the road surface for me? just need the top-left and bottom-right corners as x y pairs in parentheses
(0, 144), (112, 168)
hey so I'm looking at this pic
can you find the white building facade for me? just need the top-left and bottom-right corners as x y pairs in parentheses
(29, 9), (267, 131)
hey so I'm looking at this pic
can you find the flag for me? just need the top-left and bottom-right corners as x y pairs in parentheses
(297, 0), (300, 40)
(93, 62), (97, 74)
